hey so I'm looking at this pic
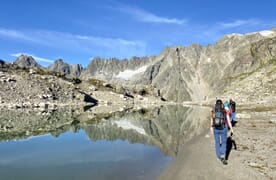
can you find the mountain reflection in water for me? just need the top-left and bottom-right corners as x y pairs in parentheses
(0, 105), (210, 180)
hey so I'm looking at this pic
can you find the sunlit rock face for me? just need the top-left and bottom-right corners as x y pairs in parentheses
(48, 59), (71, 75)
(80, 29), (276, 102)
(48, 59), (83, 77)
(14, 55), (40, 68)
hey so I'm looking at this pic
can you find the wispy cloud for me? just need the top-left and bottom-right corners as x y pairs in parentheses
(218, 19), (262, 29)
(0, 28), (147, 59)
(0, 29), (45, 43)
(10, 53), (54, 63)
(113, 4), (187, 25)
(163, 18), (276, 46)
(74, 34), (142, 47)
(204, 18), (276, 41)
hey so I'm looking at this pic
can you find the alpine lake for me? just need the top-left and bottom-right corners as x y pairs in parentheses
(0, 105), (210, 180)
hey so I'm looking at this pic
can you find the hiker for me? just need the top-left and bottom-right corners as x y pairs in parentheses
(224, 101), (232, 129)
(230, 99), (237, 126)
(210, 99), (234, 165)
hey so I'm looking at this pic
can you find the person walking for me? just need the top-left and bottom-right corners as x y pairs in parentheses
(210, 99), (234, 165)
(230, 99), (237, 126)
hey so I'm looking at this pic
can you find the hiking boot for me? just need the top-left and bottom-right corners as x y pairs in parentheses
(220, 158), (228, 165)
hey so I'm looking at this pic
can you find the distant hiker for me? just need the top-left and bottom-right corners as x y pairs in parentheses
(230, 99), (237, 126)
(210, 99), (234, 165)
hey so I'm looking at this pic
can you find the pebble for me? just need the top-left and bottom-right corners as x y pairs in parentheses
(270, 117), (276, 123)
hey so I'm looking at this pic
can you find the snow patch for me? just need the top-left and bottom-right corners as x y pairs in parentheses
(226, 33), (243, 38)
(245, 30), (275, 37)
(259, 30), (274, 37)
(115, 66), (147, 80)
(113, 119), (146, 135)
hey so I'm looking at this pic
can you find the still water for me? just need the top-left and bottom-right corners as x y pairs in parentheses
(0, 130), (172, 180)
(0, 105), (210, 180)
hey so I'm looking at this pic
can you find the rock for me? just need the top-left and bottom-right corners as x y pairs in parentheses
(8, 78), (16, 82)
(237, 113), (251, 119)
(103, 83), (113, 88)
(89, 85), (97, 91)
(15, 104), (22, 109)
(29, 68), (36, 74)
(33, 103), (40, 108)
(137, 95), (143, 100)
(270, 117), (276, 123)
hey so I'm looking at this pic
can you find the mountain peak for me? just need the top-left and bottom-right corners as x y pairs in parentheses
(14, 54), (39, 68)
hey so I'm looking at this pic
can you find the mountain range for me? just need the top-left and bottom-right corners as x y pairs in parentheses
(3, 28), (276, 104)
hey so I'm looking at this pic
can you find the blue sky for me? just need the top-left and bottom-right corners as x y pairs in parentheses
(0, 0), (275, 67)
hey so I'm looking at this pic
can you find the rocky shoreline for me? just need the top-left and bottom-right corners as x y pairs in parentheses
(0, 64), (173, 111)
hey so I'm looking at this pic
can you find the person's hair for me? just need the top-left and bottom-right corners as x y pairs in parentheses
(216, 99), (222, 104)
(215, 99), (224, 110)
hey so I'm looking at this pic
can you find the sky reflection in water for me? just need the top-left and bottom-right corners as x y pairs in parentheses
(0, 129), (172, 180)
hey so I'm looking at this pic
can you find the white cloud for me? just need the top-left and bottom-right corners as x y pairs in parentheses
(74, 34), (143, 49)
(0, 28), (45, 44)
(0, 28), (144, 50)
(114, 4), (187, 25)
(0, 29), (29, 39)
(218, 19), (260, 29)
(10, 53), (54, 63)
(187, 19), (276, 45)
(0, 28), (147, 59)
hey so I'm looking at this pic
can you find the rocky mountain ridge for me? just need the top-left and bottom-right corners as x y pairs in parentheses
(2, 29), (276, 106)
(83, 29), (276, 104)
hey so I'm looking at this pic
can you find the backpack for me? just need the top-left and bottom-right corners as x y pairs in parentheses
(213, 100), (226, 130)
(230, 100), (236, 112)
(224, 101), (232, 115)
